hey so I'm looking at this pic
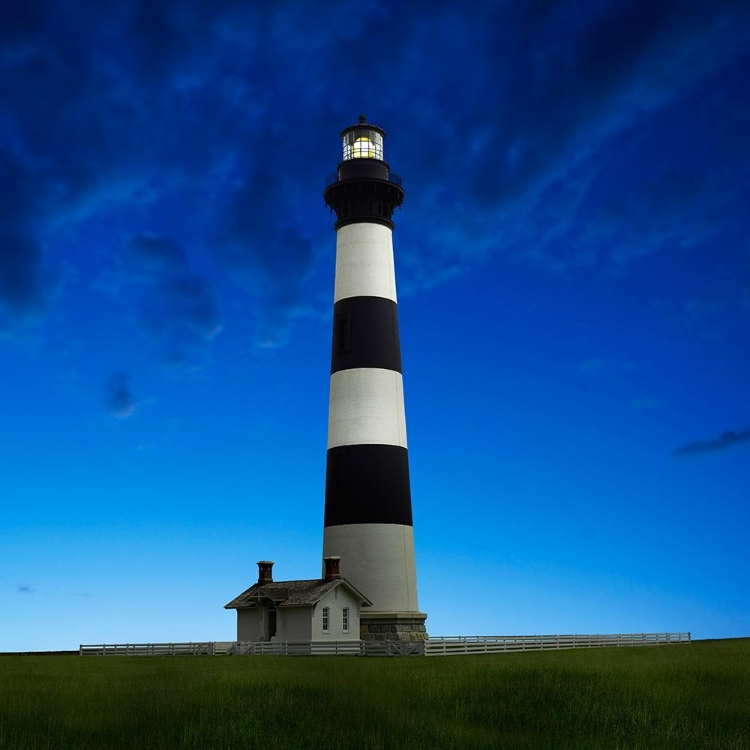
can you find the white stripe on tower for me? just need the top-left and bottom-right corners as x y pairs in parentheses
(327, 368), (407, 449)
(334, 223), (397, 303)
(322, 116), (424, 623)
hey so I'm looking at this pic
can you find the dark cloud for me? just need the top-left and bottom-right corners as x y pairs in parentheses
(17, 585), (35, 594)
(1, 0), (748, 341)
(674, 426), (750, 456)
(383, 1), (750, 285)
(1, 0), (331, 343)
(0, 152), (45, 317)
(104, 371), (136, 419)
(124, 235), (221, 362)
(142, 275), (222, 361)
(127, 235), (188, 274)
(0, 233), (43, 312)
(221, 182), (314, 346)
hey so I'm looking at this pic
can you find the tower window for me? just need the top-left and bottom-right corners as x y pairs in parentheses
(322, 607), (330, 633)
(342, 607), (349, 633)
(331, 450), (346, 490)
(335, 314), (351, 354)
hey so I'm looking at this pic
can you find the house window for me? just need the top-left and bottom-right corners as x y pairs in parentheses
(322, 607), (330, 633)
(342, 607), (349, 633)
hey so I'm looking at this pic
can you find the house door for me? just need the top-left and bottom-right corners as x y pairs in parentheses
(266, 608), (277, 641)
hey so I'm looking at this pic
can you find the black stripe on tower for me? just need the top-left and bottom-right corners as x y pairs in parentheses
(331, 297), (402, 374)
(325, 444), (412, 527)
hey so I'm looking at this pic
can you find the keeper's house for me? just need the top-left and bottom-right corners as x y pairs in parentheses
(225, 558), (371, 642)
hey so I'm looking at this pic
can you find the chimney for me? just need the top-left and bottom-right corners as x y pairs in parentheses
(257, 560), (274, 585)
(323, 556), (341, 582)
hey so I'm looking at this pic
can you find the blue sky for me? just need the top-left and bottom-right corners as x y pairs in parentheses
(2, 0), (749, 651)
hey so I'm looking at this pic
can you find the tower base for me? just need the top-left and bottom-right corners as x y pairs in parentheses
(360, 611), (428, 642)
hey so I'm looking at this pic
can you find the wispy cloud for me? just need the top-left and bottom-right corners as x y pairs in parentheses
(674, 426), (750, 456)
(17, 584), (35, 594)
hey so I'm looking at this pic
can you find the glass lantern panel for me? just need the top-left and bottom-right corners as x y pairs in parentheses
(342, 128), (384, 161)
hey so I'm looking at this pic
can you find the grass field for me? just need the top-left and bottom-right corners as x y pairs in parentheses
(1, 639), (748, 749)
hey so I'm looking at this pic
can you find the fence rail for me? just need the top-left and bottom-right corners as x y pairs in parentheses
(80, 632), (689, 658)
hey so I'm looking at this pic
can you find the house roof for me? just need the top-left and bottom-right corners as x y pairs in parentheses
(224, 578), (372, 610)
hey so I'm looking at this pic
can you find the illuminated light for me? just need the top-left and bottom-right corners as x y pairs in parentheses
(352, 136), (376, 158)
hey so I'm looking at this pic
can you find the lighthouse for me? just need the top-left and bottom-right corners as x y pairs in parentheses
(322, 116), (427, 642)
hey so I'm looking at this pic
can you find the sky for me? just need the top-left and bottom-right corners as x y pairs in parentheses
(1, 0), (749, 651)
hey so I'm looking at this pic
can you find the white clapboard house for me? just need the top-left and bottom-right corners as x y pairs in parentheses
(225, 558), (371, 642)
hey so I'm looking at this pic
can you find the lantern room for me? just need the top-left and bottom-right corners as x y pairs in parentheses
(341, 115), (385, 161)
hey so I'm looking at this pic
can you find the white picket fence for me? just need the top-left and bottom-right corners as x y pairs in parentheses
(79, 632), (690, 658)
(79, 641), (364, 657)
(80, 642), (224, 657)
(226, 640), (364, 656)
(424, 632), (691, 656)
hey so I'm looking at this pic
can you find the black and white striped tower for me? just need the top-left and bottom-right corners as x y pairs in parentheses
(322, 116), (427, 642)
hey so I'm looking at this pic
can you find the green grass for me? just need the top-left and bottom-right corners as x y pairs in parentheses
(1, 640), (748, 749)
